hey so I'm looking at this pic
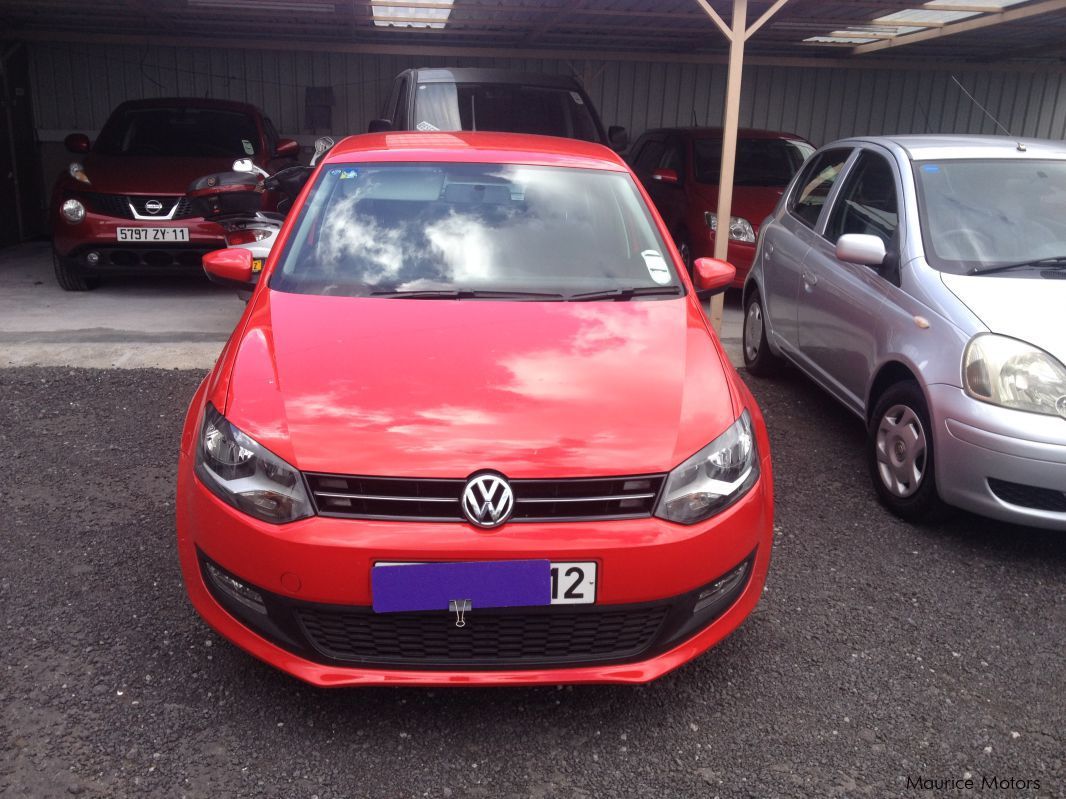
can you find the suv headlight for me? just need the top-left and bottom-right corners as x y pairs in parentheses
(705, 212), (756, 243)
(69, 162), (90, 184)
(194, 404), (313, 524)
(963, 334), (1066, 418)
(655, 410), (760, 525)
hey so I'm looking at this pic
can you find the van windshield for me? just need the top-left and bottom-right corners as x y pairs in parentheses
(271, 162), (680, 299)
(413, 83), (602, 143)
(913, 158), (1066, 274)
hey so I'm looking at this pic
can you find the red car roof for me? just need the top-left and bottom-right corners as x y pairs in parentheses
(109, 97), (263, 116)
(324, 132), (630, 171)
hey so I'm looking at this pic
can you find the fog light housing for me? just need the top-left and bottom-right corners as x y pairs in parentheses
(86, 251), (100, 266)
(61, 198), (86, 224)
(693, 558), (750, 615)
(204, 560), (267, 614)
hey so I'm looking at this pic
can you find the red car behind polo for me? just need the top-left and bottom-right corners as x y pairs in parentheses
(628, 127), (814, 287)
(50, 97), (298, 291)
(176, 131), (774, 686)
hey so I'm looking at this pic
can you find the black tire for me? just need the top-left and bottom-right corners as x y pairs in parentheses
(867, 380), (949, 523)
(53, 250), (99, 292)
(742, 288), (783, 376)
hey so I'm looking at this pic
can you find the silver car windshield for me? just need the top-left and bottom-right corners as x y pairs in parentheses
(270, 162), (681, 298)
(913, 158), (1066, 274)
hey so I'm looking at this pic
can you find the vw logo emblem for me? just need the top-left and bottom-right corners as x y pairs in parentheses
(144, 199), (164, 214)
(461, 472), (514, 528)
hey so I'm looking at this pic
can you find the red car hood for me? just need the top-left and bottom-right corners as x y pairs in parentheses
(82, 153), (239, 194)
(693, 184), (786, 228)
(221, 291), (737, 478)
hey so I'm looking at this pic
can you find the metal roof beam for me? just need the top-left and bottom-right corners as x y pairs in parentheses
(853, 0), (1066, 54)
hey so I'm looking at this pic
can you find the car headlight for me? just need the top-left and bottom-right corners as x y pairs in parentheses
(69, 162), (90, 184)
(705, 212), (756, 243)
(655, 410), (760, 525)
(60, 198), (85, 223)
(963, 333), (1066, 418)
(194, 404), (313, 524)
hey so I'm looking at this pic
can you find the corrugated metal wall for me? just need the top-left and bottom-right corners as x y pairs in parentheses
(28, 42), (1066, 144)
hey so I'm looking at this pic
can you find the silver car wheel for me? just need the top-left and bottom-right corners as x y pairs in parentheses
(744, 301), (763, 362)
(875, 404), (927, 498)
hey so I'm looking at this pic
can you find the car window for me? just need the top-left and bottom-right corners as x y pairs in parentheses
(788, 148), (852, 229)
(271, 162), (679, 298)
(94, 107), (261, 158)
(633, 138), (665, 174)
(694, 137), (812, 187)
(264, 117), (280, 154)
(825, 151), (899, 247)
(413, 83), (601, 142)
(660, 137), (685, 183)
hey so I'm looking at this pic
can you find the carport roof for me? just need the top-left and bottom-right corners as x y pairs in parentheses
(3, 0), (1066, 65)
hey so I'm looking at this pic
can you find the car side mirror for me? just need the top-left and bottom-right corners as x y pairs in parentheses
(368, 118), (393, 134)
(232, 158), (270, 178)
(651, 168), (679, 185)
(608, 125), (628, 151)
(274, 138), (300, 159)
(65, 133), (90, 154)
(203, 248), (256, 290)
(836, 233), (887, 267)
(693, 257), (735, 297)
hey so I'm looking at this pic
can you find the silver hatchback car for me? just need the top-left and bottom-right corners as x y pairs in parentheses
(744, 135), (1066, 529)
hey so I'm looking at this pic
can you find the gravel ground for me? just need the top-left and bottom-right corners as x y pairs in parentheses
(1, 366), (1064, 798)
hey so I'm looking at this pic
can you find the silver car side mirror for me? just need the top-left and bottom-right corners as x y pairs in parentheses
(232, 158), (270, 178)
(836, 233), (887, 267)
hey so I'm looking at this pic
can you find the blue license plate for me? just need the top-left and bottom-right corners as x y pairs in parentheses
(371, 560), (551, 613)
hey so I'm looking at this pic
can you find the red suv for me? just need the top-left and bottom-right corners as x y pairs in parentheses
(628, 128), (814, 287)
(50, 98), (298, 291)
(176, 132), (774, 686)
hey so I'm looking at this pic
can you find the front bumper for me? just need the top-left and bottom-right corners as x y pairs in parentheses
(931, 384), (1066, 530)
(176, 451), (774, 686)
(52, 209), (225, 273)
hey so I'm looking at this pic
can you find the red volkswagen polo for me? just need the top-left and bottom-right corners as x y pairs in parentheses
(176, 132), (774, 686)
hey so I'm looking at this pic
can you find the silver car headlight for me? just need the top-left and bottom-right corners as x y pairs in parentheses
(655, 410), (760, 525)
(705, 212), (756, 243)
(195, 404), (313, 524)
(963, 333), (1066, 417)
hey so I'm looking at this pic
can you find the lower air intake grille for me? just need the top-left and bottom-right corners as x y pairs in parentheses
(988, 478), (1066, 512)
(305, 473), (666, 522)
(294, 604), (669, 667)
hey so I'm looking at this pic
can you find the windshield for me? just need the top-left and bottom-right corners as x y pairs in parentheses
(413, 83), (602, 143)
(914, 158), (1066, 274)
(270, 162), (681, 299)
(694, 137), (814, 186)
(95, 107), (260, 158)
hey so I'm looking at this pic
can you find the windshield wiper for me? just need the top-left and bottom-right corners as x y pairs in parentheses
(568, 286), (683, 302)
(970, 256), (1066, 275)
(371, 289), (564, 301)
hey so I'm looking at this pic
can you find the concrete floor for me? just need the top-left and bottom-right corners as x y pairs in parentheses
(0, 241), (744, 368)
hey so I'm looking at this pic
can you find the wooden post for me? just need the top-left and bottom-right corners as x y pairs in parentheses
(709, 0), (747, 333)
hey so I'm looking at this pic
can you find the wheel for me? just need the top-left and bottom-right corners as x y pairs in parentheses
(742, 288), (783, 376)
(52, 250), (99, 292)
(867, 381), (948, 522)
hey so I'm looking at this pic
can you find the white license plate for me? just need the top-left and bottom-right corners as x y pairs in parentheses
(116, 227), (189, 242)
(550, 561), (597, 604)
(376, 560), (598, 605)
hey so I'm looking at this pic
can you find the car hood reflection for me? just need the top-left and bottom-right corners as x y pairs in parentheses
(223, 290), (737, 478)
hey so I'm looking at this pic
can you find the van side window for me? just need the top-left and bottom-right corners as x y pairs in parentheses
(825, 151), (899, 247)
(788, 148), (852, 229)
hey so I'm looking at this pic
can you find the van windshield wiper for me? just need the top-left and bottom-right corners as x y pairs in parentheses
(371, 289), (564, 300)
(568, 286), (683, 302)
(970, 256), (1066, 275)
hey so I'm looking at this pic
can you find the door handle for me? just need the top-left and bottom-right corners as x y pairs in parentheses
(802, 269), (818, 287)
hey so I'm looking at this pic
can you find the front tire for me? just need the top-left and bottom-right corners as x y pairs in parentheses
(53, 250), (99, 292)
(867, 381), (948, 522)
(742, 289), (783, 376)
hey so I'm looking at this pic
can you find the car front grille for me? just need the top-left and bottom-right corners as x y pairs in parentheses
(80, 193), (196, 220)
(988, 478), (1066, 512)
(304, 473), (666, 522)
(294, 604), (670, 667)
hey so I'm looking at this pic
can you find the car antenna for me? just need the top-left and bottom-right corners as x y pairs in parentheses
(692, 106), (698, 127)
(951, 75), (1026, 152)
